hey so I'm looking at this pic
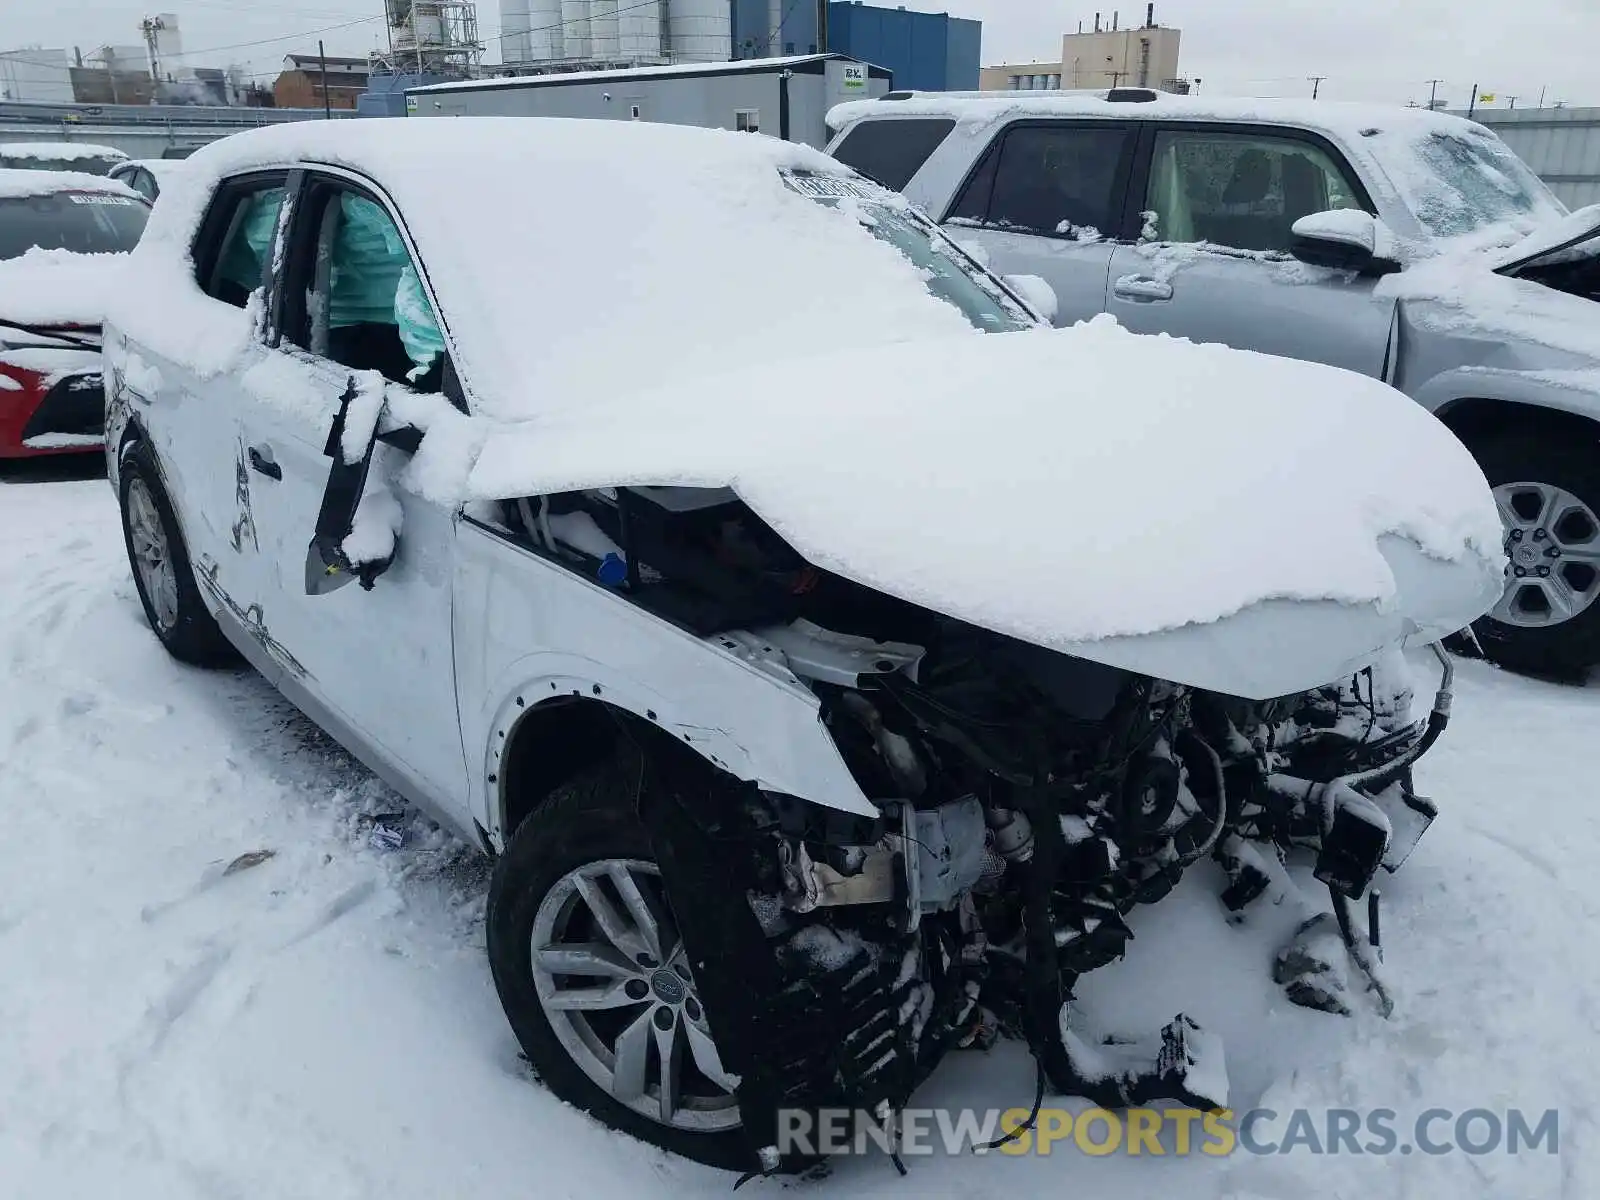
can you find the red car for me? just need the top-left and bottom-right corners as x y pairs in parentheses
(0, 169), (150, 458)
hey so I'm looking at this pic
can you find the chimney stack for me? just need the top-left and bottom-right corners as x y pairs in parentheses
(1113, 11), (1119, 30)
(1094, 12), (1101, 32)
(1146, 3), (1155, 27)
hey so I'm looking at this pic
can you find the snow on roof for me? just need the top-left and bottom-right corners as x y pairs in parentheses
(0, 142), (128, 162)
(114, 116), (982, 419)
(828, 90), (1485, 144)
(408, 53), (875, 95)
(0, 168), (142, 201)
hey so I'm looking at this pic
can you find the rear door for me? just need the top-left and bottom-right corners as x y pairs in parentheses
(1104, 123), (1396, 378)
(127, 171), (290, 626)
(935, 119), (1139, 326)
(232, 166), (469, 813)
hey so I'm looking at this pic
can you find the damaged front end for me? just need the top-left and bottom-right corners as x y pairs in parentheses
(639, 610), (1450, 1177)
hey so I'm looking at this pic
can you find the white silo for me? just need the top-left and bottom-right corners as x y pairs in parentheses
(668, 0), (732, 63)
(561, 0), (592, 59)
(525, 0), (564, 59)
(618, 0), (662, 61)
(499, 0), (531, 62)
(589, 0), (620, 60)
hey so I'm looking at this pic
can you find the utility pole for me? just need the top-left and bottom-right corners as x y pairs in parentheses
(817, 0), (828, 53)
(1507, 95), (1518, 109)
(1537, 85), (1547, 108)
(319, 39), (331, 119)
(1425, 78), (1443, 109)
(1309, 74), (1326, 99)
(1108, 69), (1128, 87)
(1467, 82), (1479, 118)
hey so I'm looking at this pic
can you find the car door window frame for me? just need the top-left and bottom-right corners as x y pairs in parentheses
(273, 165), (461, 411)
(941, 118), (1143, 242)
(1130, 121), (1378, 255)
(191, 168), (296, 312)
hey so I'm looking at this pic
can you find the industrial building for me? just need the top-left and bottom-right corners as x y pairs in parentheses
(733, 2), (979, 92)
(274, 55), (372, 111)
(981, 5), (1186, 94)
(406, 52), (889, 147)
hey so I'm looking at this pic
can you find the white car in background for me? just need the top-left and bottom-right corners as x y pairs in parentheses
(0, 141), (129, 176)
(108, 158), (188, 203)
(102, 117), (1502, 1174)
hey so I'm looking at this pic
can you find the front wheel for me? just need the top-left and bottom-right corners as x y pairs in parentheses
(1467, 430), (1600, 678)
(486, 760), (747, 1169)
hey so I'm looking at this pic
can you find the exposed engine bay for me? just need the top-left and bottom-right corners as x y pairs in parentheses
(500, 484), (1451, 1175)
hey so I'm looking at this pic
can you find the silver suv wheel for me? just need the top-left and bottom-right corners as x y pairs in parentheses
(1492, 480), (1600, 628)
(530, 858), (741, 1132)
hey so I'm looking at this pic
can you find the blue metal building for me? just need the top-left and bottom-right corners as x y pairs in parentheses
(733, 2), (980, 93)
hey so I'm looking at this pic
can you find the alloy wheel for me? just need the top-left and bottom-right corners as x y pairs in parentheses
(530, 858), (741, 1132)
(126, 476), (180, 633)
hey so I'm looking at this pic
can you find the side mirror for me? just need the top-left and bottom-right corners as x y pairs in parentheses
(1002, 273), (1059, 323)
(1290, 210), (1402, 276)
(305, 377), (410, 595)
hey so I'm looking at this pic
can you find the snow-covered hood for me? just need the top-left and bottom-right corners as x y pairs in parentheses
(1487, 204), (1600, 276)
(0, 246), (130, 328)
(463, 317), (1505, 700)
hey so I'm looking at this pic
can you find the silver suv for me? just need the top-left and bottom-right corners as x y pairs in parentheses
(828, 89), (1600, 677)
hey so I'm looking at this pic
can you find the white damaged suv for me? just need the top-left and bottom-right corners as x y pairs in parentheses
(104, 118), (1502, 1173)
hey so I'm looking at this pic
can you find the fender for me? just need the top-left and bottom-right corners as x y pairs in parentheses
(474, 655), (878, 848)
(454, 519), (879, 849)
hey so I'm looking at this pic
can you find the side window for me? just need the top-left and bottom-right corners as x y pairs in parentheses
(287, 184), (445, 393)
(197, 178), (287, 308)
(132, 170), (157, 202)
(1143, 130), (1366, 254)
(947, 124), (1134, 240)
(830, 118), (956, 191)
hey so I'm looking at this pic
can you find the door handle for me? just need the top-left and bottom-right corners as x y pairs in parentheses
(247, 444), (281, 481)
(1113, 274), (1174, 302)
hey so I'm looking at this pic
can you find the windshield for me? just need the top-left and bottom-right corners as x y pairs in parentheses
(781, 171), (1036, 333)
(0, 191), (150, 260)
(1394, 130), (1565, 238)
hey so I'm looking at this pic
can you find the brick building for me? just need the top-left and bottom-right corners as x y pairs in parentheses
(274, 54), (369, 111)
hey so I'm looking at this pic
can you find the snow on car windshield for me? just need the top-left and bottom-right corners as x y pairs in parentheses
(0, 191), (148, 260)
(780, 170), (1034, 332)
(1390, 129), (1565, 239)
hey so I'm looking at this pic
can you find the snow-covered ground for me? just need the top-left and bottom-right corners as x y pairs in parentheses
(1, 463), (1593, 1198)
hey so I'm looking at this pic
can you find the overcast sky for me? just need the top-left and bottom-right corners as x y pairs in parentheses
(5, 0), (1594, 109)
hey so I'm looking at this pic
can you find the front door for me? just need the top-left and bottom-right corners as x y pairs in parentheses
(236, 170), (469, 813)
(1106, 125), (1396, 378)
(937, 119), (1140, 326)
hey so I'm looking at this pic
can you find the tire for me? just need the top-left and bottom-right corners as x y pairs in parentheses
(118, 440), (238, 667)
(1466, 430), (1600, 678)
(487, 758), (747, 1170)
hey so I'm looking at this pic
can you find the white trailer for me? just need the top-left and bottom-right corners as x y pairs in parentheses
(405, 53), (891, 149)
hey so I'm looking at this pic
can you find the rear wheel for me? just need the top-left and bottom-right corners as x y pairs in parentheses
(118, 441), (237, 666)
(1467, 431), (1600, 678)
(487, 760), (746, 1169)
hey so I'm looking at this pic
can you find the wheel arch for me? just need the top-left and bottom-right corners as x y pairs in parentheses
(488, 691), (749, 854)
(1436, 395), (1600, 450)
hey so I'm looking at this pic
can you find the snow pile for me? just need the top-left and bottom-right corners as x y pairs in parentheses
(343, 488), (404, 567)
(0, 246), (133, 326)
(470, 315), (1504, 655)
(0, 167), (141, 201)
